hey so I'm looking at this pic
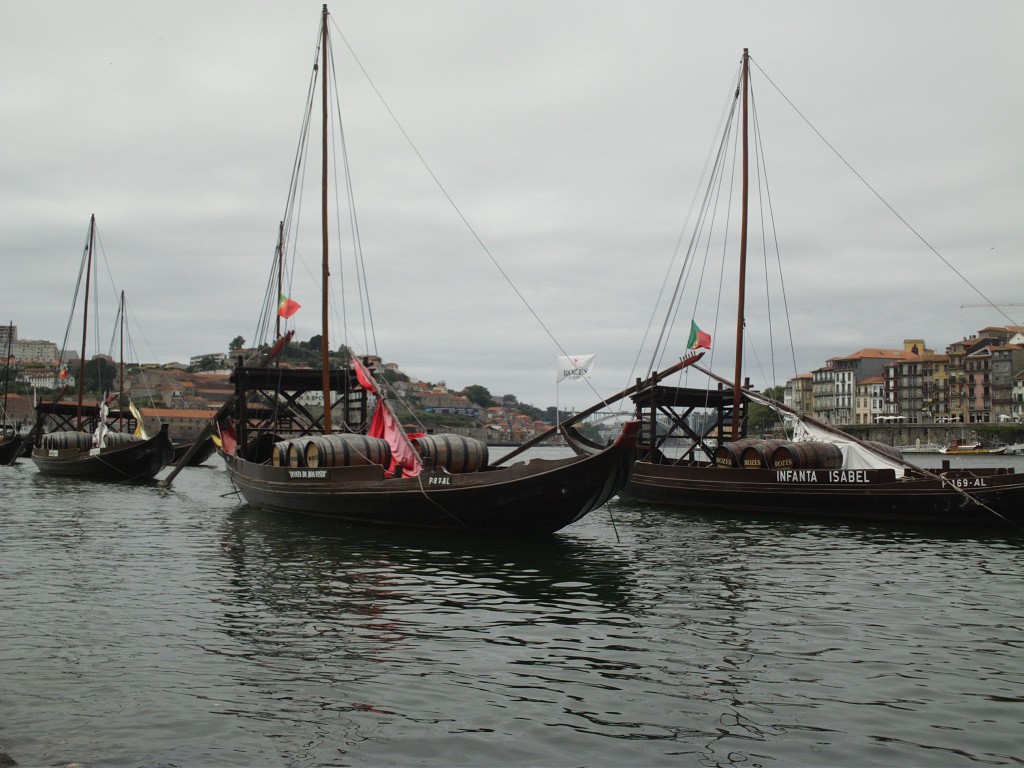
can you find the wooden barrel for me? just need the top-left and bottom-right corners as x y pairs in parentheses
(104, 432), (143, 446)
(771, 441), (843, 470)
(740, 439), (792, 469)
(863, 440), (903, 461)
(271, 440), (290, 467)
(713, 438), (763, 468)
(41, 431), (94, 450)
(304, 434), (391, 469)
(286, 440), (306, 467)
(413, 434), (488, 473)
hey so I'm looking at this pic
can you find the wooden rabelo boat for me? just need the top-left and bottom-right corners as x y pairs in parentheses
(166, 6), (643, 532)
(30, 217), (173, 481)
(218, 363), (641, 533)
(627, 369), (1024, 527)
(622, 50), (1024, 529)
(0, 429), (22, 466)
(31, 401), (172, 480)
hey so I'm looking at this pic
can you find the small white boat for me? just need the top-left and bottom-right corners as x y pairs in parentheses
(939, 439), (1006, 455)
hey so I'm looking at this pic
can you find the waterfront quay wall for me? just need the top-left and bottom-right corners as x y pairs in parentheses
(840, 423), (1024, 448)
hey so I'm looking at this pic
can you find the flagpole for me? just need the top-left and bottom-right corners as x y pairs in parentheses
(554, 356), (561, 436)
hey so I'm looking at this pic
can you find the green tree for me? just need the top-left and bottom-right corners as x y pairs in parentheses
(188, 354), (222, 372)
(462, 385), (495, 408)
(333, 344), (354, 365)
(515, 402), (546, 422)
(83, 357), (119, 395)
(229, 335), (245, 351)
(747, 385), (786, 435)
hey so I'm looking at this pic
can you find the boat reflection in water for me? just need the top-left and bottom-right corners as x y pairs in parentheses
(216, 503), (638, 647)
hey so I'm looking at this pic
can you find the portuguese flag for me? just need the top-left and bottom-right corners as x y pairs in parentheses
(278, 293), (301, 319)
(687, 320), (711, 350)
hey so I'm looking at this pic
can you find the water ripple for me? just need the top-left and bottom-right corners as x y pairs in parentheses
(1, 464), (1021, 766)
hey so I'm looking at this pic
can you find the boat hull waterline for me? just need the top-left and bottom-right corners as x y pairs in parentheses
(625, 462), (1024, 526)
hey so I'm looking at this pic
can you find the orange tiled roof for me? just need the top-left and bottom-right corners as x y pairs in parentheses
(830, 348), (910, 362)
(140, 407), (218, 419)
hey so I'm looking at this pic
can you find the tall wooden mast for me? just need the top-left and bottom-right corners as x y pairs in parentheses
(732, 49), (750, 440)
(118, 290), (126, 431)
(319, 4), (332, 434)
(2, 322), (12, 422)
(274, 220), (284, 342)
(76, 214), (95, 430)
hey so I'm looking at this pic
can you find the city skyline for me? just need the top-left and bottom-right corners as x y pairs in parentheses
(2, 2), (1021, 407)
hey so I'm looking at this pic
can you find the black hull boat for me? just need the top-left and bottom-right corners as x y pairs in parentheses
(32, 426), (173, 482)
(0, 434), (23, 466)
(178, 8), (644, 534)
(210, 363), (642, 534)
(1, 322), (20, 465)
(622, 50), (1023, 531)
(222, 422), (639, 533)
(626, 461), (1024, 526)
(623, 374), (1024, 528)
(30, 401), (173, 482)
(29, 217), (174, 482)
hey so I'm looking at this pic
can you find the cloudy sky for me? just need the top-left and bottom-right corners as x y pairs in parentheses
(2, 1), (1021, 409)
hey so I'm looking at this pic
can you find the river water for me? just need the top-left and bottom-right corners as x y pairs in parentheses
(2, 452), (1022, 767)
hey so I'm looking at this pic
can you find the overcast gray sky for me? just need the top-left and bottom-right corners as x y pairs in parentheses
(2, 1), (1021, 409)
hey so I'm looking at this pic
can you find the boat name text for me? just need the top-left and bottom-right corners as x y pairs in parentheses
(948, 477), (990, 488)
(775, 469), (870, 483)
(288, 469), (328, 479)
(428, 476), (452, 486)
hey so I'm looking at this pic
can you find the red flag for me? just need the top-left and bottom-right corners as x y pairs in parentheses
(216, 419), (237, 456)
(353, 358), (378, 394)
(368, 401), (421, 478)
(278, 293), (301, 319)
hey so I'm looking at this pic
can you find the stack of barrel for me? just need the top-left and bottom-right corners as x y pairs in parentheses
(268, 432), (492, 474)
(38, 432), (97, 450)
(271, 434), (391, 469)
(714, 438), (844, 470)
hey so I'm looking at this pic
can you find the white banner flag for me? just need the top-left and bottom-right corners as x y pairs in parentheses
(556, 354), (596, 382)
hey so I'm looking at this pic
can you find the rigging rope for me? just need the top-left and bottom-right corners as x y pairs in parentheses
(750, 57), (1021, 329)
(327, 16), (591, 387)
